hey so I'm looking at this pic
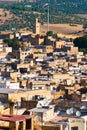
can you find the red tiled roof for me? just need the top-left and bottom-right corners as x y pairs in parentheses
(51, 116), (68, 122)
(0, 114), (31, 122)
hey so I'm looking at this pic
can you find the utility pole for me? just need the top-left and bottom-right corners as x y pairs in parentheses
(47, 5), (49, 32)
(43, 3), (50, 32)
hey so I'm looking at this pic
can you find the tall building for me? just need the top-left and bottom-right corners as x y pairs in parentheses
(33, 18), (40, 35)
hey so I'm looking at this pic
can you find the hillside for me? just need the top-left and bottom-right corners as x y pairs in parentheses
(48, 0), (87, 14)
(0, 8), (15, 23)
(0, 0), (87, 31)
(41, 24), (83, 34)
(28, 0), (87, 14)
(1, 0), (87, 14)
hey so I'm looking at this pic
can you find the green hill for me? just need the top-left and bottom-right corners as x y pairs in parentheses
(0, 0), (87, 31)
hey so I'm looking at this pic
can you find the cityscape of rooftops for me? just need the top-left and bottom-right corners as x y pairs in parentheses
(0, 0), (87, 130)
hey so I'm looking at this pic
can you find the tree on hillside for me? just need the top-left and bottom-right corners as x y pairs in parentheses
(46, 31), (58, 40)
(74, 35), (87, 54)
(74, 35), (87, 48)
(4, 38), (21, 50)
(46, 31), (53, 36)
(83, 24), (87, 29)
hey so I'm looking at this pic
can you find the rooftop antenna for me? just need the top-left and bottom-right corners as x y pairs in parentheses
(43, 3), (50, 32)
(47, 4), (49, 32)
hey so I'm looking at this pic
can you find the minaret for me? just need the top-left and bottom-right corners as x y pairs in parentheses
(33, 18), (40, 34)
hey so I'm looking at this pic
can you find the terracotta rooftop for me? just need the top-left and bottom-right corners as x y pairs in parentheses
(0, 114), (31, 122)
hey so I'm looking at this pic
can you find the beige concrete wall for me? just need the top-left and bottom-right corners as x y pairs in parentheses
(0, 52), (9, 58)
(55, 41), (65, 49)
(0, 105), (4, 114)
(8, 89), (52, 102)
(32, 48), (42, 53)
(20, 50), (30, 61)
(53, 73), (75, 82)
(39, 38), (44, 45)
(17, 63), (30, 69)
(45, 46), (54, 53)
(43, 109), (56, 122)
(9, 34), (14, 39)
(10, 72), (18, 82)
(33, 53), (47, 59)
(68, 47), (78, 54)
(69, 118), (84, 130)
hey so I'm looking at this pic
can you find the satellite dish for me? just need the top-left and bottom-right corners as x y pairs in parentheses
(43, 99), (47, 104)
(76, 91), (81, 95)
(37, 96), (40, 100)
(66, 109), (71, 115)
(43, 98), (49, 106)
(57, 111), (61, 115)
(37, 103), (42, 108)
(80, 108), (87, 113)
(80, 105), (87, 109)
(49, 105), (55, 109)
(34, 115), (41, 121)
(70, 107), (77, 114)
(43, 98), (48, 102)
(76, 111), (81, 117)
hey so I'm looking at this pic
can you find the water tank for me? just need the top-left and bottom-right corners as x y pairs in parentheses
(76, 111), (81, 117)
(57, 111), (62, 115)
(66, 109), (71, 115)
(80, 105), (87, 109)
(70, 107), (77, 114)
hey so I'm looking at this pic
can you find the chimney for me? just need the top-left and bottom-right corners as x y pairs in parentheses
(9, 101), (15, 115)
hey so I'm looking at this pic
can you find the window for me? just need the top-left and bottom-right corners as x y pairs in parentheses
(71, 127), (78, 130)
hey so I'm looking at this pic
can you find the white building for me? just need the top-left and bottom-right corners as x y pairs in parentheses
(0, 81), (19, 89)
